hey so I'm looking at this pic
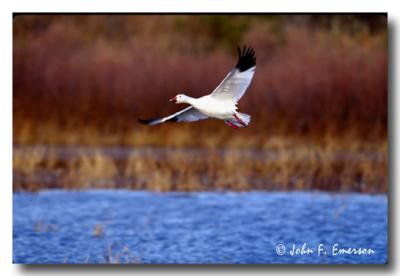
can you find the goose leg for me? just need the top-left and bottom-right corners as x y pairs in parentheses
(225, 120), (239, 129)
(233, 114), (246, 127)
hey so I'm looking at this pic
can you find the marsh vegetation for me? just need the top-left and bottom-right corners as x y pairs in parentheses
(14, 137), (386, 192)
(12, 15), (388, 265)
(13, 15), (387, 192)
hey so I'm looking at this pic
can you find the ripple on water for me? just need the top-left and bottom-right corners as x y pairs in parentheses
(13, 190), (387, 264)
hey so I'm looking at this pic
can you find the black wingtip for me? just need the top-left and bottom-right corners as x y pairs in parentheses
(236, 46), (256, 72)
(165, 117), (178, 123)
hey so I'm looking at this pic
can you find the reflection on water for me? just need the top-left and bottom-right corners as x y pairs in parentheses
(13, 190), (387, 264)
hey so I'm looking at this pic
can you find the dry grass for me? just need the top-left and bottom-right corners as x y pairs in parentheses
(12, 15), (387, 193)
(13, 136), (387, 193)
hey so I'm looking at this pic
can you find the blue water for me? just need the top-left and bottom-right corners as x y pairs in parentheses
(13, 190), (387, 264)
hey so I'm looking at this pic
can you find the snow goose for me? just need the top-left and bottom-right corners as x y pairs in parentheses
(139, 46), (256, 128)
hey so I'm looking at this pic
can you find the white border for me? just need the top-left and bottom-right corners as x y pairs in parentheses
(1, 0), (398, 275)
(7, 0), (393, 13)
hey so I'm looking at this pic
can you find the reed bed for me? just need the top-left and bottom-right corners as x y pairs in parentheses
(12, 15), (387, 193)
(13, 136), (387, 193)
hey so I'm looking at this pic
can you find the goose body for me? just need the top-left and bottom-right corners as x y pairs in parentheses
(184, 95), (237, 119)
(139, 46), (256, 129)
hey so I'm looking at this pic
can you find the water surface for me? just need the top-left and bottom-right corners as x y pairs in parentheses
(13, 190), (387, 264)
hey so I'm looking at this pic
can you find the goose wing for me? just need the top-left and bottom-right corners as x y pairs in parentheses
(210, 46), (256, 102)
(138, 106), (208, 126)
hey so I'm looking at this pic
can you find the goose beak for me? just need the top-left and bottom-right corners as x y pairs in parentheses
(169, 96), (177, 103)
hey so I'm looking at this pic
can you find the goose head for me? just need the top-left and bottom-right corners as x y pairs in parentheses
(169, 94), (189, 104)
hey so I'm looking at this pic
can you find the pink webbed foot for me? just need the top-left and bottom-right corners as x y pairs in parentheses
(225, 120), (239, 129)
(233, 114), (246, 127)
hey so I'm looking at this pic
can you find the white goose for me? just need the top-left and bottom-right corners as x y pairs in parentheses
(139, 46), (256, 128)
